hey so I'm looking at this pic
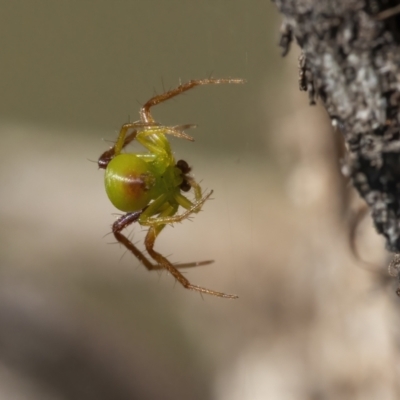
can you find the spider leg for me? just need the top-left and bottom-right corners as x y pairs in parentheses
(112, 211), (212, 270)
(172, 259), (214, 268)
(98, 121), (160, 169)
(112, 211), (156, 270)
(140, 191), (213, 227)
(140, 78), (245, 124)
(145, 226), (238, 299)
(140, 125), (195, 141)
(185, 177), (202, 202)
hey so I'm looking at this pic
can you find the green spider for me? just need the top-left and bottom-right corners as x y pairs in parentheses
(98, 78), (243, 299)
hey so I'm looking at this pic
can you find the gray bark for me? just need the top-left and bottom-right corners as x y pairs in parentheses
(272, 0), (400, 252)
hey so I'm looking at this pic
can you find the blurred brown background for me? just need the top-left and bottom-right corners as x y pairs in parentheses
(0, 1), (398, 399)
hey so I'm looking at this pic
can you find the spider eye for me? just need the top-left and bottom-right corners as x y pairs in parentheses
(180, 180), (191, 192)
(105, 154), (156, 212)
(176, 159), (191, 174)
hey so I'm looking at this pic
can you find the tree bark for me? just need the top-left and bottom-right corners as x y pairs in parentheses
(272, 0), (400, 252)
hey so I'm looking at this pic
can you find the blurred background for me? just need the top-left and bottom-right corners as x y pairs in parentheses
(0, 1), (399, 399)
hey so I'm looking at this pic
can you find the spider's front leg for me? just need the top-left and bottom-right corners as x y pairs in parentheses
(144, 226), (238, 299)
(139, 78), (245, 124)
(98, 123), (138, 169)
(98, 121), (161, 169)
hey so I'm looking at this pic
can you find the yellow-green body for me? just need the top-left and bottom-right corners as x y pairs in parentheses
(104, 124), (198, 229)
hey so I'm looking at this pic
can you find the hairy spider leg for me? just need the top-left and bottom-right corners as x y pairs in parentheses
(137, 190), (212, 227)
(140, 125), (196, 142)
(139, 78), (245, 124)
(185, 177), (202, 201)
(98, 123), (140, 169)
(114, 189), (237, 298)
(99, 123), (197, 169)
(99, 78), (245, 167)
(112, 212), (212, 270)
(98, 121), (185, 168)
(143, 206), (238, 299)
(112, 122), (186, 157)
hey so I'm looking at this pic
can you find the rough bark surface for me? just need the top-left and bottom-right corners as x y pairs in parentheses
(272, 0), (400, 252)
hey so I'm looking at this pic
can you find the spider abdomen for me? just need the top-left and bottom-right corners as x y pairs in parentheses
(105, 154), (156, 212)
